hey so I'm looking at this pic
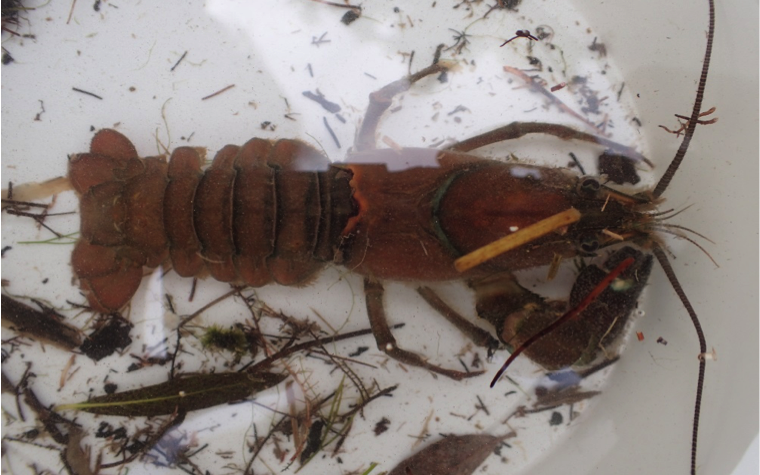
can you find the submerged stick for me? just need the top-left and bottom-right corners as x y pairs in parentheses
(455, 208), (581, 272)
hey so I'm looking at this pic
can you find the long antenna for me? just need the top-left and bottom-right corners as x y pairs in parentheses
(651, 2), (715, 472)
(652, 246), (707, 475)
(652, 0), (715, 198)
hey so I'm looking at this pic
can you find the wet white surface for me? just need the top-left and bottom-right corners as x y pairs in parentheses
(1, 1), (756, 474)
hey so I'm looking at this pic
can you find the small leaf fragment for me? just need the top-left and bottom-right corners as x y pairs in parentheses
(1, 295), (82, 349)
(388, 433), (512, 475)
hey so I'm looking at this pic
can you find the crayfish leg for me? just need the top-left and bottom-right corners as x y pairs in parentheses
(416, 286), (499, 351)
(445, 122), (651, 167)
(355, 60), (451, 152)
(363, 278), (483, 380)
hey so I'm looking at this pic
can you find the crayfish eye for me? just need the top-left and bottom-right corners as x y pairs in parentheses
(576, 177), (601, 196)
(579, 236), (600, 254)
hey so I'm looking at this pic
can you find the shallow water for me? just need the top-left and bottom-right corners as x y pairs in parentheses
(3, 1), (752, 475)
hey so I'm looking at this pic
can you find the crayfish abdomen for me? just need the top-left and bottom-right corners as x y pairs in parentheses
(69, 129), (354, 312)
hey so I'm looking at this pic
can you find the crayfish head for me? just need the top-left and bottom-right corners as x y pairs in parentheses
(566, 176), (663, 256)
(566, 176), (714, 267)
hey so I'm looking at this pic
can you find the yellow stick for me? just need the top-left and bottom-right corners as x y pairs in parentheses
(454, 208), (581, 272)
